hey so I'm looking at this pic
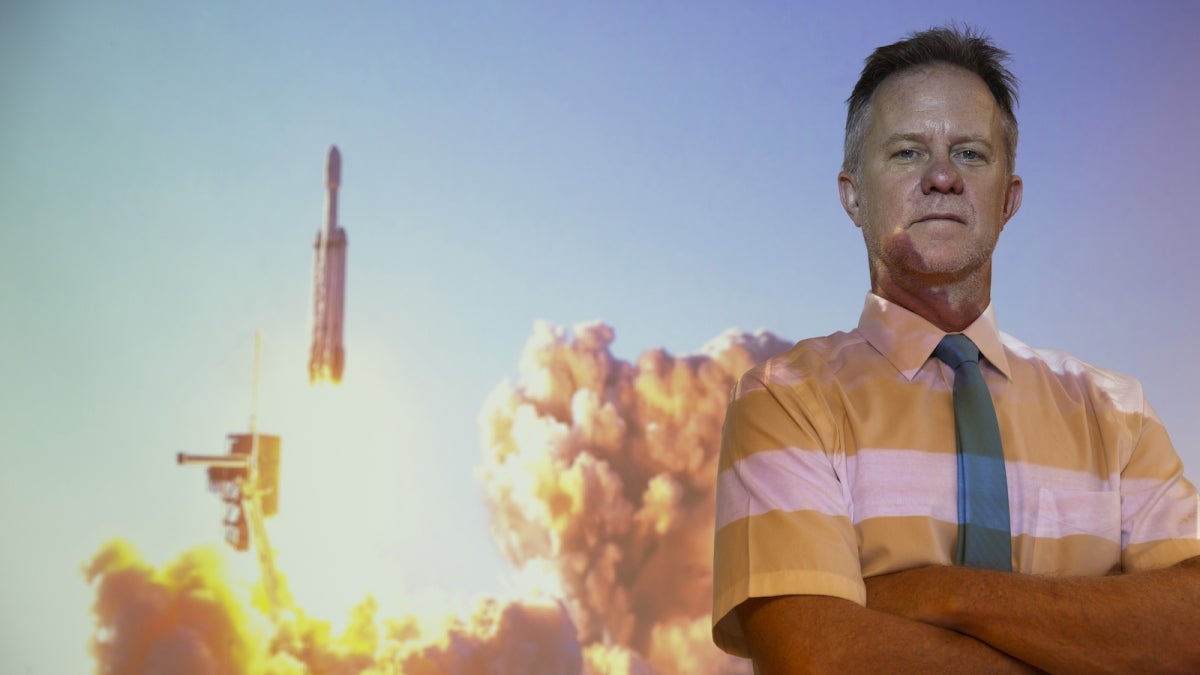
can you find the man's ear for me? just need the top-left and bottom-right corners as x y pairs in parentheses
(838, 171), (863, 227)
(1000, 173), (1023, 230)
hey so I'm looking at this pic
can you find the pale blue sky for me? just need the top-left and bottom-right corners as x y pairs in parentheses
(2, 1), (1199, 671)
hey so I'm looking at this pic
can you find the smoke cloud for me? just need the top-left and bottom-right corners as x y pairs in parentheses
(479, 321), (791, 673)
(84, 541), (582, 674)
(84, 539), (259, 674)
(85, 320), (789, 673)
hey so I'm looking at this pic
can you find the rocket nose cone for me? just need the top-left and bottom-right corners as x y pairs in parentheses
(326, 146), (342, 187)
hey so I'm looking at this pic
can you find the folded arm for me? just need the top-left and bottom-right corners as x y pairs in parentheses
(865, 556), (1200, 675)
(737, 594), (1041, 675)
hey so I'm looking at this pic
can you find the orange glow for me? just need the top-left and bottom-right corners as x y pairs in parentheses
(307, 366), (342, 386)
(84, 539), (582, 672)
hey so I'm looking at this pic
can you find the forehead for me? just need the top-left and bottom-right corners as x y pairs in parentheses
(868, 64), (1002, 139)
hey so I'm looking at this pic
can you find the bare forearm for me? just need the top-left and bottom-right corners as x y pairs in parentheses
(738, 595), (1041, 674)
(867, 557), (1200, 674)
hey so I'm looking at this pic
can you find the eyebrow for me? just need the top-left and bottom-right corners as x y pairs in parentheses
(882, 132), (995, 146)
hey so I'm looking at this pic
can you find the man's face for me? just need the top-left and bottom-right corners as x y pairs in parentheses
(839, 64), (1022, 295)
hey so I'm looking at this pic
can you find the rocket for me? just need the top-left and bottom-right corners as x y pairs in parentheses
(309, 145), (348, 384)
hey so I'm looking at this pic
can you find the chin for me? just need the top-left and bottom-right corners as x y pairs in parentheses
(909, 243), (992, 273)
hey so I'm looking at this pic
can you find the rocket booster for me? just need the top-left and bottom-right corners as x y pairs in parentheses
(309, 146), (348, 384)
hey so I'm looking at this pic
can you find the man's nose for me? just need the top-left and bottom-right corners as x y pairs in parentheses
(922, 156), (964, 195)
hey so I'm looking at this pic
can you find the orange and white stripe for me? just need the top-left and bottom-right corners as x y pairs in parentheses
(712, 294), (1200, 657)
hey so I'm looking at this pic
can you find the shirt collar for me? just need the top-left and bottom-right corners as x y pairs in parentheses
(856, 292), (1012, 381)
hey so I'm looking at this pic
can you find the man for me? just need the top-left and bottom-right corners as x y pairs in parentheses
(712, 26), (1200, 674)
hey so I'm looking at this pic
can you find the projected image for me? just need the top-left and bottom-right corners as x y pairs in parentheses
(4, 2), (1200, 673)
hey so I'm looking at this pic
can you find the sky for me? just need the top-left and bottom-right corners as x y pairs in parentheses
(2, 0), (1199, 672)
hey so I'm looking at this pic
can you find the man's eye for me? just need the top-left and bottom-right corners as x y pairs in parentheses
(957, 149), (982, 161)
(894, 149), (918, 159)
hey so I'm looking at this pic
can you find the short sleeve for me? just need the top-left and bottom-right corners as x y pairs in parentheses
(711, 370), (864, 658)
(1120, 399), (1200, 571)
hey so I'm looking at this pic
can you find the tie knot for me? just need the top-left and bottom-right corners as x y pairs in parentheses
(934, 334), (980, 370)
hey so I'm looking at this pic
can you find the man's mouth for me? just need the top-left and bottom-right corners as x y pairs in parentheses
(913, 213), (966, 225)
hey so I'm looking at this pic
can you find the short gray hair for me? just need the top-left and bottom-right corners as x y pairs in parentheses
(843, 25), (1020, 177)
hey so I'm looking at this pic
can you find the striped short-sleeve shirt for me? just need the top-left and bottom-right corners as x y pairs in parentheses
(712, 293), (1200, 657)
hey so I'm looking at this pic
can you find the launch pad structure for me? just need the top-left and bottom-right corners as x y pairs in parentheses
(176, 332), (285, 620)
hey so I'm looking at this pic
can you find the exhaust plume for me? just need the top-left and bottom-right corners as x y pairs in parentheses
(479, 321), (790, 673)
(85, 541), (583, 673)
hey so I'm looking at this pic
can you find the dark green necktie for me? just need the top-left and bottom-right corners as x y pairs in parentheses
(934, 334), (1012, 571)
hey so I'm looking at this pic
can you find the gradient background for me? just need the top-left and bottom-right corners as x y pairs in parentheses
(3, 1), (1199, 672)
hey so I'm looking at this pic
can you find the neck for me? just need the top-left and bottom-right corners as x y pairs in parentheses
(871, 269), (992, 333)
